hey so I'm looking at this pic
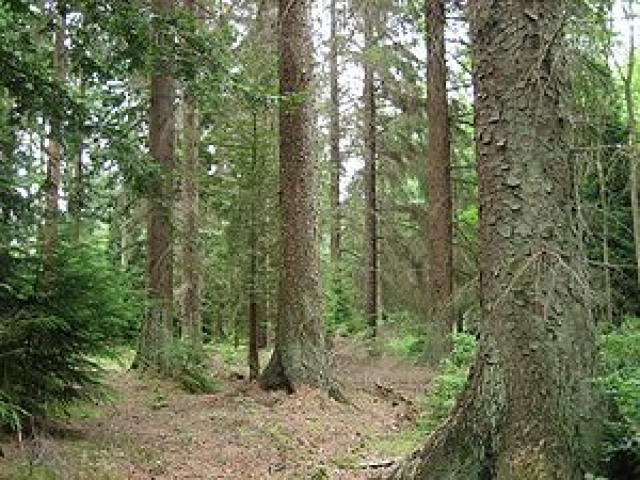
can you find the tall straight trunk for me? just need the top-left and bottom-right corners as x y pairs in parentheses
(391, 2), (603, 478)
(624, 19), (640, 289)
(363, 2), (378, 337)
(596, 155), (613, 323)
(248, 112), (260, 381)
(71, 76), (85, 244)
(260, 0), (340, 398)
(425, 0), (453, 361)
(138, 0), (176, 369)
(42, 4), (65, 281)
(178, 0), (202, 352)
(329, 0), (341, 268)
(178, 87), (202, 350)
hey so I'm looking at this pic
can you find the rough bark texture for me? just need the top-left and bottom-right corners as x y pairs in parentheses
(390, 2), (603, 478)
(42, 4), (65, 281)
(425, 0), (453, 361)
(363, 3), (378, 337)
(260, 0), (339, 398)
(138, 0), (176, 369)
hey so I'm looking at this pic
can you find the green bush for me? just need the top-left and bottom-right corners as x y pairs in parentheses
(416, 333), (477, 433)
(386, 332), (426, 358)
(599, 317), (640, 431)
(164, 341), (219, 394)
(0, 238), (143, 429)
(598, 316), (640, 476)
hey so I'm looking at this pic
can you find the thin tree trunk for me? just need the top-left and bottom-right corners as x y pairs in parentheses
(258, 251), (271, 349)
(248, 111), (260, 381)
(596, 155), (613, 323)
(624, 17), (640, 290)
(178, 86), (202, 350)
(425, 0), (453, 361)
(363, 2), (378, 337)
(391, 2), (603, 477)
(42, 3), (65, 282)
(329, 0), (341, 269)
(71, 137), (83, 243)
(138, 0), (176, 370)
(260, 0), (340, 399)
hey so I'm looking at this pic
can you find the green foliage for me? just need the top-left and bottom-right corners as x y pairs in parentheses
(164, 341), (219, 394)
(597, 317), (640, 478)
(0, 391), (26, 433)
(386, 332), (426, 358)
(0, 237), (142, 428)
(416, 333), (477, 433)
(323, 272), (363, 337)
(599, 317), (640, 431)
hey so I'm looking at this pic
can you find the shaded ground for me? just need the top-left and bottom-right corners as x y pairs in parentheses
(0, 337), (432, 479)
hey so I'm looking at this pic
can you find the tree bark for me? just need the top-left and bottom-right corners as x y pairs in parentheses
(390, 2), (603, 478)
(249, 111), (260, 381)
(260, 0), (340, 398)
(596, 155), (613, 323)
(42, 3), (65, 283)
(329, 0), (341, 269)
(178, 87), (202, 351)
(363, 2), (378, 337)
(178, 0), (203, 352)
(71, 75), (84, 244)
(138, 0), (176, 370)
(623, 13), (640, 291)
(425, 0), (453, 361)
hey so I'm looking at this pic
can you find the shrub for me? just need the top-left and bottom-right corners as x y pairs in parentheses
(0, 238), (143, 429)
(386, 332), (426, 358)
(416, 333), (477, 433)
(164, 341), (219, 394)
(598, 317), (640, 477)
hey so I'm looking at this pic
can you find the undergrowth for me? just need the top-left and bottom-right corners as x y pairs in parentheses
(164, 341), (220, 394)
(598, 316), (640, 479)
(415, 333), (477, 434)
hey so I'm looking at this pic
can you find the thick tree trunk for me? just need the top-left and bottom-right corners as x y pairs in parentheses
(425, 0), (453, 361)
(391, 2), (603, 478)
(138, 0), (176, 369)
(260, 0), (340, 398)
(42, 4), (65, 282)
(363, 3), (378, 337)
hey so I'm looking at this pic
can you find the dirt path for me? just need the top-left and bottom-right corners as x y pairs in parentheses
(1, 339), (432, 479)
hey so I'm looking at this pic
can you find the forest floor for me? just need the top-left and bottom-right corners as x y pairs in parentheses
(0, 335), (433, 479)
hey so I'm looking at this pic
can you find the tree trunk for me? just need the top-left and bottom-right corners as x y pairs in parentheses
(248, 111), (260, 381)
(260, 0), (340, 398)
(596, 155), (613, 323)
(70, 74), (84, 244)
(624, 17), (640, 291)
(363, 2), (378, 337)
(178, 86), (202, 351)
(329, 0), (341, 269)
(425, 0), (453, 361)
(138, 0), (176, 370)
(391, 2), (603, 478)
(42, 3), (65, 282)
